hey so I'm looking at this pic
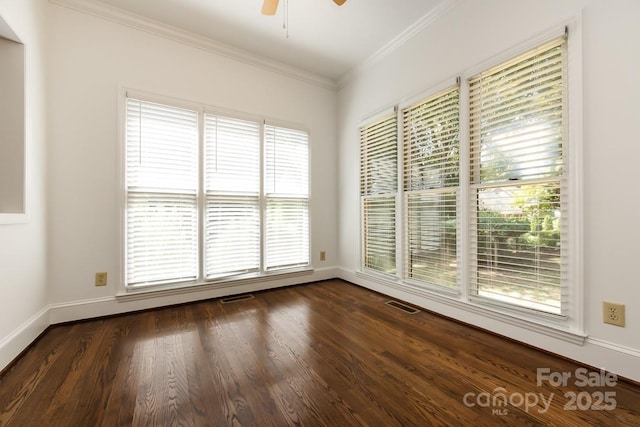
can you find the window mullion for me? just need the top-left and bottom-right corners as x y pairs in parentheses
(198, 108), (205, 283)
(259, 120), (266, 274)
(459, 77), (471, 301)
(395, 105), (403, 281)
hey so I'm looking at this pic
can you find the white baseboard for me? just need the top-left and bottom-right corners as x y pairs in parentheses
(3, 267), (638, 384)
(1, 267), (338, 373)
(49, 267), (339, 324)
(336, 267), (640, 383)
(586, 337), (640, 359)
(0, 306), (49, 372)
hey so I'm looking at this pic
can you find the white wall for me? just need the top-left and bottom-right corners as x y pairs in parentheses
(338, 0), (640, 381)
(0, 0), (49, 369)
(46, 3), (338, 305)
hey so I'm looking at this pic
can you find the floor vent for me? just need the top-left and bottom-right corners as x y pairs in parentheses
(385, 300), (420, 315)
(220, 293), (254, 304)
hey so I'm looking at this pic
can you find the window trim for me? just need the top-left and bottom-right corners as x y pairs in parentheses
(118, 88), (312, 295)
(402, 84), (461, 292)
(358, 18), (584, 338)
(264, 123), (311, 271)
(359, 108), (399, 277)
(460, 21), (583, 333)
(468, 36), (567, 316)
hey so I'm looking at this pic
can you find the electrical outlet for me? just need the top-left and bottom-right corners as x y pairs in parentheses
(95, 272), (108, 287)
(320, 251), (326, 261)
(603, 302), (625, 327)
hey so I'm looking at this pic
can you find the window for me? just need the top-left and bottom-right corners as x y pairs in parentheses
(359, 30), (573, 319)
(265, 125), (310, 270)
(403, 86), (460, 290)
(125, 95), (309, 288)
(126, 99), (199, 286)
(204, 115), (261, 278)
(469, 36), (567, 315)
(360, 113), (397, 275)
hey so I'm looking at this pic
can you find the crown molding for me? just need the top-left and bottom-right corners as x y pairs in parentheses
(337, 0), (460, 90)
(49, 0), (337, 91)
(0, 15), (21, 42)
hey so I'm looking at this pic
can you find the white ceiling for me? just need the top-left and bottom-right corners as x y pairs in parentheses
(90, 0), (451, 82)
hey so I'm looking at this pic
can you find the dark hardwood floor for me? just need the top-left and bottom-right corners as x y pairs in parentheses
(0, 279), (638, 426)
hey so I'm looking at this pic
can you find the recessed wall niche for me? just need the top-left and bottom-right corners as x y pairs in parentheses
(0, 15), (25, 222)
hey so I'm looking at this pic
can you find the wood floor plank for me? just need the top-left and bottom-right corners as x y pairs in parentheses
(178, 305), (218, 426)
(194, 302), (243, 427)
(1, 279), (639, 426)
(12, 320), (107, 426)
(100, 316), (143, 427)
(298, 286), (480, 426)
(0, 326), (69, 426)
(261, 308), (366, 426)
(42, 320), (111, 425)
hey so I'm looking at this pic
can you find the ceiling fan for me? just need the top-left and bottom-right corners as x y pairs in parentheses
(262, 0), (347, 15)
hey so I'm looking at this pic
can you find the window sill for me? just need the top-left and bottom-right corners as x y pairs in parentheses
(0, 213), (28, 224)
(116, 267), (313, 302)
(355, 270), (587, 346)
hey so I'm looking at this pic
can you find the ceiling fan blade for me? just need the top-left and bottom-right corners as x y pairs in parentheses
(333, 0), (347, 5)
(262, 0), (279, 15)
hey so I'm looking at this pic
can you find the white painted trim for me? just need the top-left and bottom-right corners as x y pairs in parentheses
(50, 268), (338, 323)
(462, 21), (568, 79)
(0, 32), (27, 224)
(338, 0), (460, 89)
(0, 269), (337, 372)
(352, 268), (586, 344)
(587, 337), (640, 360)
(116, 268), (314, 301)
(48, 0), (463, 92)
(337, 267), (640, 382)
(565, 14), (585, 335)
(2, 268), (639, 382)
(459, 16), (585, 333)
(353, 17), (586, 336)
(119, 88), (314, 290)
(116, 87), (127, 295)
(397, 76), (460, 112)
(0, 15), (21, 42)
(48, 0), (336, 91)
(357, 105), (397, 128)
(0, 306), (49, 371)
(0, 213), (29, 225)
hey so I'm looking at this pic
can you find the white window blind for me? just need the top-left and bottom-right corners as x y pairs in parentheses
(265, 125), (309, 270)
(403, 86), (459, 289)
(125, 95), (311, 288)
(362, 197), (396, 274)
(204, 115), (260, 278)
(126, 98), (199, 286)
(469, 36), (567, 314)
(360, 113), (397, 275)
